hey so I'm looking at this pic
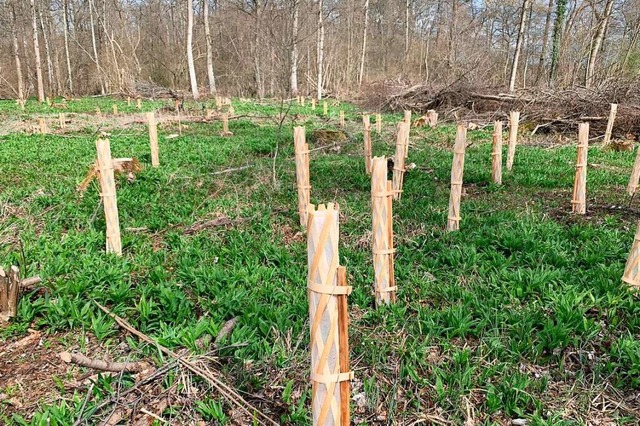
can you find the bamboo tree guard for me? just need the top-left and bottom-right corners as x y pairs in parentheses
(312, 98), (317, 111)
(447, 125), (467, 231)
(375, 113), (382, 134)
(301, 96), (306, 107)
(339, 110), (345, 127)
(603, 103), (617, 146)
(336, 266), (350, 425)
(96, 139), (123, 255)
(572, 123), (589, 214)
(506, 111), (520, 171)
(622, 221), (640, 289)
(627, 147), (640, 196)
(206, 109), (213, 119)
(307, 203), (352, 425)
(294, 126), (311, 228)
(371, 157), (396, 305)
(404, 110), (411, 126)
(220, 113), (233, 136)
(392, 122), (408, 200)
(363, 115), (372, 175)
(112, 104), (118, 114)
(38, 118), (48, 134)
(0, 266), (20, 321)
(323, 101), (328, 116)
(427, 110), (438, 128)
(136, 98), (142, 109)
(59, 113), (66, 129)
(147, 112), (160, 167)
(492, 121), (503, 185)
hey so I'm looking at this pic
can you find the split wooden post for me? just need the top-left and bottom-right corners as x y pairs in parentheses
(447, 125), (467, 231)
(339, 110), (345, 127)
(392, 122), (408, 200)
(375, 113), (382, 134)
(323, 101), (328, 116)
(572, 123), (589, 215)
(0, 266), (20, 321)
(427, 110), (438, 128)
(59, 113), (66, 129)
(492, 121), (503, 185)
(404, 110), (411, 126)
(307, 203), (352, 426)
(312, 98), (316, 111)
(371, 157), (396, 305)
(622, 221), (640, 289)
(95, 139), (123, 255)
(112, 104), (118, 114)
(294, 127), (311, 228)
(627, 147), (640, 196)
(363, 115), (372, 175)
(603, 103), (617, 146)
(337, 266), (350, 426)
(506, 111), (520, 171)
(38, 118), (48, 134)
(220, 113), (233, 136)
(136, 98), (142, 109)
(147, 112), (159, 167)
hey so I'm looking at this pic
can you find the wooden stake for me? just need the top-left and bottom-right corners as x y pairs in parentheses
(95, 139), (122, 255)
(301, 96), (305, 107)
(147, 112), (159, 167)
(312, 98), (316, 111)
(206, 109), (213, 119)
(215, 96), (222, 110)
(220, 113), (233, 136)
(96, 107), (102, 117)
(375, 113), (382, 134)
(127, 97), (131, 106)
(339, 110), (345, 127)
(603, 103), (617, 146)
(59, 113), (66, 129)
(447, 125), (467, 231)
(323, 101), (328, 116)
(0, 266), (20, 322)
(372, 157), (395, 305)
(337, 266), (350, 426)
(307, 203), (351, 425)
(112, 104), (118, 115)
(404, 110), (411, 126)
(506, 111), (520, 171)
(622, 221), (640, 289)
(627, 147), (640, 196)
(363, 115), (372, 175)
(294, 126), (311, 228)
(492, 121), (503, 185)
(392, 122), (408, 200)
(136, 98), (142, 109)
(572, 122), (589, 215)
(38, 118), (48, 134)
(427, 110), (438, 128)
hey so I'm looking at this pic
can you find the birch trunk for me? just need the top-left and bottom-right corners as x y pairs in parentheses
(290, 0), (300, 96)
(187, 0), (199, 99)
(536, 0), (554, 84)
(11, 6), (24, 101)
(204, 0), (216, 95)
(62, 0), (73, 94)
(88, 0), (105, 95)
(358, 0), (369, 86)
(585, 0), (614, 87)
(38, 2), (55, 94)
(30, 0), (45, 102)
(317, 0), (324, 100)
(508, 0), (531, 92)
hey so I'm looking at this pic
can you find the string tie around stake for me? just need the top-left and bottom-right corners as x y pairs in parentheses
(372, 248), (396, 255)
(297, 184), (311, 189)
(307, 282), (352, 295)
(451, 181), (463, 185)
(311, 371), (354, 384)
(575, 163), (587, 167)
(454, 150), (466, 154)
(376, 285), (398, 293)
(448, 215), (461, 221)
(99, 192), (116, 198)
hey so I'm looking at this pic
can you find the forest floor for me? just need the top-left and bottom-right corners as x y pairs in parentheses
(0, 97), (639, 425)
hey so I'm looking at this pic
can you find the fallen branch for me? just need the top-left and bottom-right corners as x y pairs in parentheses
(214, 317), (239, 347)
(60, 351), (149, 373)
(210, 164), (254, 175)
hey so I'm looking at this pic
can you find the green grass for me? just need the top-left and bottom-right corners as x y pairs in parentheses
(1, 98), (639, 424)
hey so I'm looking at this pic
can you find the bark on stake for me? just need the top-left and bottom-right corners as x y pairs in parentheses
(375, 113), (382, 134)
(59, 113), (66, 129)
(307, 203), (352, 425)
(427, 110), (438, 128)
(337, 266), (350, 426)
(372, 157), (396, 306)
(96, 139), (122, 255)
(572, 122), (589, 214)
(147, 112), (159, 167)
(628, 147), (640, 196)
(492, 121), (503, 185)
(447, 125), (467, 231)
(392, 122), (408, 200)
(339, 110), (345, 127)
(363, 115), (372, 175)
(603, 103), (617, 146)
(506, 111), (520, 171)
(622, 221), (640, 289)
(0, 266), (20, 321)
(294, 126), (311, 228)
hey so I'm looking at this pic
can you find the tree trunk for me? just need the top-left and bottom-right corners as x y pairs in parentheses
(30, 0), (45, 102)
(62, 0), (73, 94)
(549, 0), (567, 85)
(204, 0), (216, 95)
(508, 0), (531, 92)
(585, 0), (614, 87)
(404, 0), (410, 56)
(38, 1), (55, 95)
(88, 0), (105, 95)
(317, 0), (325, 100)
(290, 0), (299, 95)
(11, 6), (24, 100)
(187, 0), (199, 99)
(536, 0), (554, 84)
(358, 0), (369, 86)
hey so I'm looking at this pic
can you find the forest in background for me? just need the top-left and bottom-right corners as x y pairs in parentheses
(0, 0), (639, 101)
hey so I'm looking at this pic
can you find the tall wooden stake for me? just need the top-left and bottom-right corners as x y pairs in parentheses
(95, 139), (122, 255)
(447, 125), (467, 231)
(372, 157), (396, 305)
(0, 266), (20, 321)
(627, 147), (640, 196)
(307, 203), (352, 425)
(392, 122), (408, 200)
(38, 118), (48, 134)
(337, 266), (350, 426)
(312, 98), (316, 111)
(403, 110), (411, 126)
(59, 113), (66, 129)
(136, 98), (142, 109)
(294, 126), (311, 228)
(375, 113), (382, 134)
(147, 112), (159, 167)
(339, 110), (345, 127)
(622, 221), (640, 289)
(506, 111), (520, 171)
(492, 121), (503, 185)
(363, 115), (372, 175)
(427, 110), (438, 128)
(220, 113), (233, 136)
(572, 123), (589, 214)
(127, 97), (131, 106)
(323, 100), (328, 116)
(603, 103), (617, 146)
(112, 104), (118, 114)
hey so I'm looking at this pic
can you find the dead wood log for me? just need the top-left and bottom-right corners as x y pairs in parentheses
(60, 351), (149, 373)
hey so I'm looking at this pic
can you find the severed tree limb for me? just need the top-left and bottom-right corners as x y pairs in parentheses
(94, 301), (277, 426)
(60, 351), (149, 373)
(214, 317), (238, 347)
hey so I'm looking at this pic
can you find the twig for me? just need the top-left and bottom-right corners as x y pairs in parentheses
(60, 351), (149, 373)
(210, 164), (254, 175)
(73, 383), (95, 426)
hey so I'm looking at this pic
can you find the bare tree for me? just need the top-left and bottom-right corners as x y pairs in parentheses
(203, 0), (216, 95)
(187, 0), (199, 99)
(508, 0), (532, 92)
(358, 0), (369, 86)
(11, 3), (24, 100)
(585, 0), (615, 87)
(88, 0), (105, 94)
(290, 0), (299, 95)
(317, 0), (324, 100)
(62, 0), (73, 94)
(30, 0), (45, 102)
